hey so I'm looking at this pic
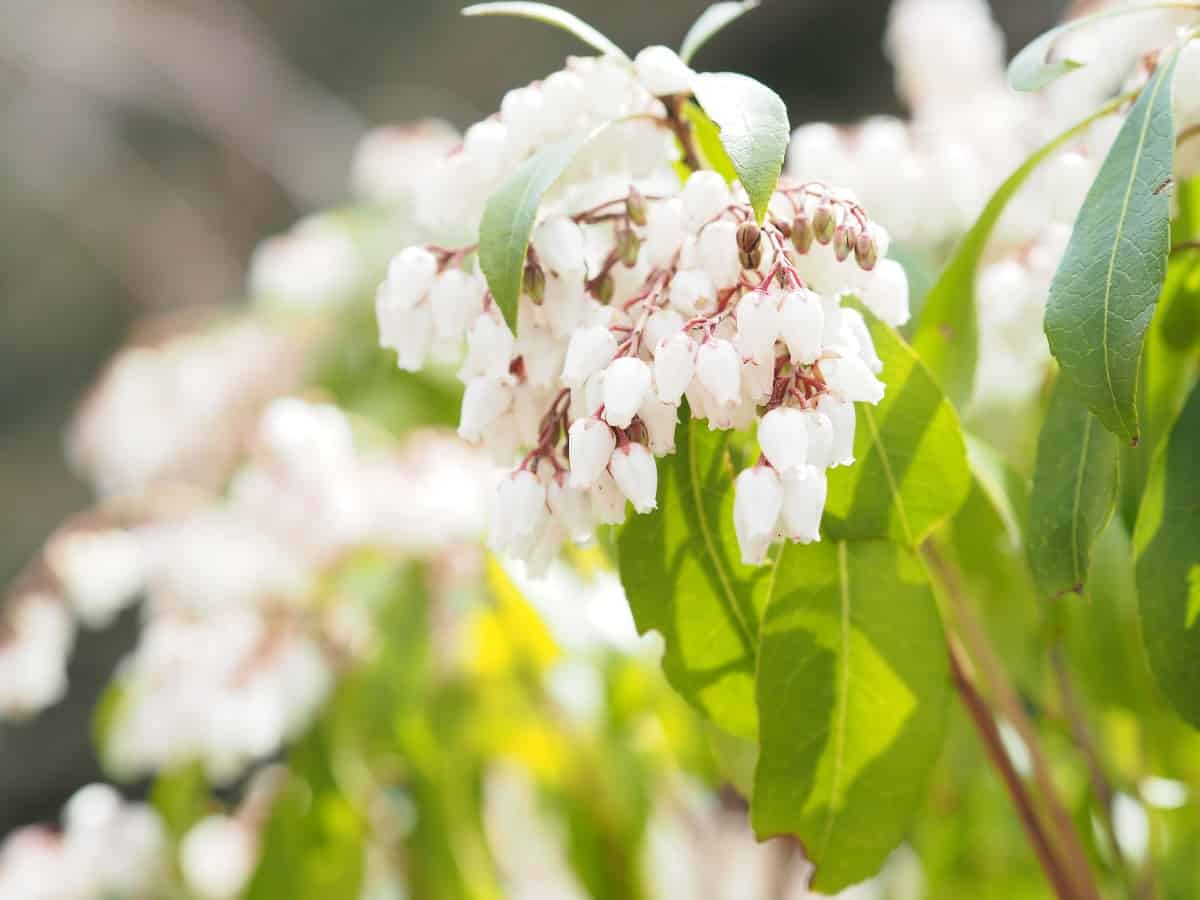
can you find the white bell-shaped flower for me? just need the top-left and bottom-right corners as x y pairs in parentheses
(180, 816), (256, 900)
(532, 215), (586, 276)
(734, 466), (784, 565)
(778, 289), (824, 365)
(820, 293), (846, 347)
(643, 308), (684, 353)
(824, 353), (886, 404)
(610, 443), (658, 513)
(462, 119), (511, 180)
(504, 470), (547, 542)
(568, 417), (617, 489)
(758, 407), (809, 479)
(590, 470), (628, 525)
(516, 321), (566, 388)
(602, 357), (652, 428)
(743, 355), (775, 402)
(840, 307), (882, 373)
(695, 339), (741, 408)
(377, 290), (433, 372)
(781, 466), (827, 544)
(562, 326), (617, 387)
(697, 220), (741, 288)
(858, 258), (910, 326)
(669, 269), (716, 316)
(644, 198), (686, 268)
(634, 45), (695, 97)
(653, 332), (697, 405)
(547, 478), (594, 544)
(803, 409), (835, 469)
(638, 396), (679, 455)
(430, 269), (483, 340)
(458, 376), (512, 443)
(382, 246), (438, 309)
(819, 395), (856, 467)
(736, 290), (780, 362)
(543, 272), (588, 338)
(460, 313), (515, 380)
(681, 171), (731, 232)
(541, 70), (587, 134)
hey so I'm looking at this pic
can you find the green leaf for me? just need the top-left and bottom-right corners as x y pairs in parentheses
(1045, 52), (1180, 444)
(752, 540), (949, 892)
(965, 434), (1027, 548)
(462, 2), (627, 60)
(1028, 377), (1120, 598)
(680, 101), (737, 184)
(678, 1), (759, 64)
(479, 134), (588, 331)
(823, 306), (971, 546)
(1009, 3), (1189, 91)
(1135, 381), (1200, 728)
(150, 762), (210, 842)
(617, 407), (772, 739)
(912, 103), (1119, 409)
(690, 72), (789, 222)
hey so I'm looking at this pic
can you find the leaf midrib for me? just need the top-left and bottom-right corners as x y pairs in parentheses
(1070, 415), (1095, 587)
(817, 540), (853, 861)
(862, 405), (916, 545)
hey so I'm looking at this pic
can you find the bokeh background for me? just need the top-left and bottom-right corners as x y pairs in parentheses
(0, 0), (1064, 835)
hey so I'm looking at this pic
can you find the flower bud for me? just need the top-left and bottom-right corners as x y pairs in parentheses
(781, 466), (827, 544)
(818, 395), (856, 467)
(758, 407), (809, 479)
(803, 409), (835, 469)
(532, 215), (585, 276)
(561, 326), (618, 387)
(610, 443), (658, 513)
(812, 203), (836, 244)
(523, 261), (546, 303)
(777, 289), (824, 365)
(669, 269), (715, 316)
(634, 45), (695, 97)
(383, 246), (438, 308)
(823, 354), (886, 404)
(735, 290), (780, 362)
(547, 478), (594, 544)
(638, 397), (679, 455)
(698, 220), (742, 288)
(736, 221), (763, 271)
(854, 229), (879, 270)
(682, 171), (731, 232)
(617, 228), (641, 268)
(589, 471), (628, 525)
(603, 357), (653, 428)
(654, 332), (697, 406)
(458, 376), (513, 443)
(832, 224), (854, 262)
(592, 272), (615, 304)
(568, 417), (616, 489)
(695, 339), (741, 408)
(734, 466), (784, 565)
(792, 210), (814, 253)
(626, 186), (649, 227)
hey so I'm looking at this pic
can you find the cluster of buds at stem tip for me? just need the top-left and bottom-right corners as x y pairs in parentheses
(375, 46), (910, 576)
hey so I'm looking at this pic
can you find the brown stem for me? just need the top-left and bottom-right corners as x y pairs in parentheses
(665, 95), (703, 172)
(948, 636), (1079, 900)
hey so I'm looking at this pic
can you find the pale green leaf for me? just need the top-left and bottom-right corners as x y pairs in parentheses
(1028, 377), (1120, 598)
(912, 103), (1120, 409)
(617, 409), (772, 739)
(681, 100), (737, 184)
(478, 134), (588, 331)
(690, 72), (789, 222)
(462, 2), (627, 60)
(1135, 381), (1200, 728)
(1045, 52), (1179, 444)
(823, 306), (971, 546)
(679, 1), (759, 64)
(752, 540), (949, 892)
(965, 433), (1026, 549)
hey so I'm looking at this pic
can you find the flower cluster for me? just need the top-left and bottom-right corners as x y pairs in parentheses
(376, 45), (909, 572)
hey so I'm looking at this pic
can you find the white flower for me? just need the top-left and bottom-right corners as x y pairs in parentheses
(681, 171), (731, 232)
(602, 357), (653, 428)
(461, 314), (515, 380)
(180, 816), (256, 900)
(824, 353), (886, 404)
(378, 289), (434, 372)
(383, 246), (438, 308)
(430, 269), (484, 340)
(541, 70), (588, 133)
(47, 529), (145, 629)
(804, 409), (835, 469)
(491, 470), (548, 558)
(781, 466), (827, 544)
(501, 86), (546, 144)
(533, 215), (586, 276)
(653, 332), (697, 405)
(638, 397), (679, 455)
(463, 118), (512, 180)
(736, 290), (780, 362)
(669, 269), (716, 316)
(695, 339), (741, 408)
(743, 354), (775, 402)
(562, 326), (618, 386)
(590, 470), (628, 525)
(610, 444), (658, 513)
(542, 272), (588, 337)
(758, 408), (809, 479)
(644, 198), (686, 267)
(858, 258), (910, 326)
(643, 308), (684, 353)
(840, 307), (883, 373)
(634, 45), (695, 96)
(516, 320), (567, 389)
(778, 289), (824, 365)
(819, 395), (857, 467)
(697, 220), (742, 288)
(547, 479), (594, 543)
(568, 418), (617, 489)
(458, 376), (513, 443)
(734, 466), (784, 565)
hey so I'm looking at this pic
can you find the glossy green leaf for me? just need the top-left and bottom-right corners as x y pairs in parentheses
(1045, 52), (1179, 444)
(823, 307), (971, 546)
(912, 104), (1119, 409)
(752, 540), (949, 892)
(1028, 377), (1120, 598)
(617, 408), (772, 739)
(1009, 3), (1189, 91)
(690, 72), (789, 222)
(681, 101), (737, 184)
(679, 1), (759, 64)
(479, 134), (588, 331)
(462, 2), (627, 59)
(1135, 381), (1200, 728)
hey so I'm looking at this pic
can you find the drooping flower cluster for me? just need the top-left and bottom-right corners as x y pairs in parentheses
(376, 46), (910, 571)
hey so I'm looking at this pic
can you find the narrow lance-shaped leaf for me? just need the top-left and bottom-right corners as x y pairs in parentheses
(824, 304), (971, 546)
(478, 134), (588, 331)
(1045, 51), (1180, 444)
(462, 2), (627, 60)
(752, 539), (949, 893)
(1028, 377), (1120, 598)
(690, 72), (789, 222)
(1135, 381), (1200, 728)
(617, 409), (772, 739)
(679, 1), (759, 64)
(1009, 2), (1190, 92)
(912, 101), (1122, 408)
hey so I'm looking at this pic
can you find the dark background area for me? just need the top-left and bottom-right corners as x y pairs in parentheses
(0, 0), (1062, 832)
